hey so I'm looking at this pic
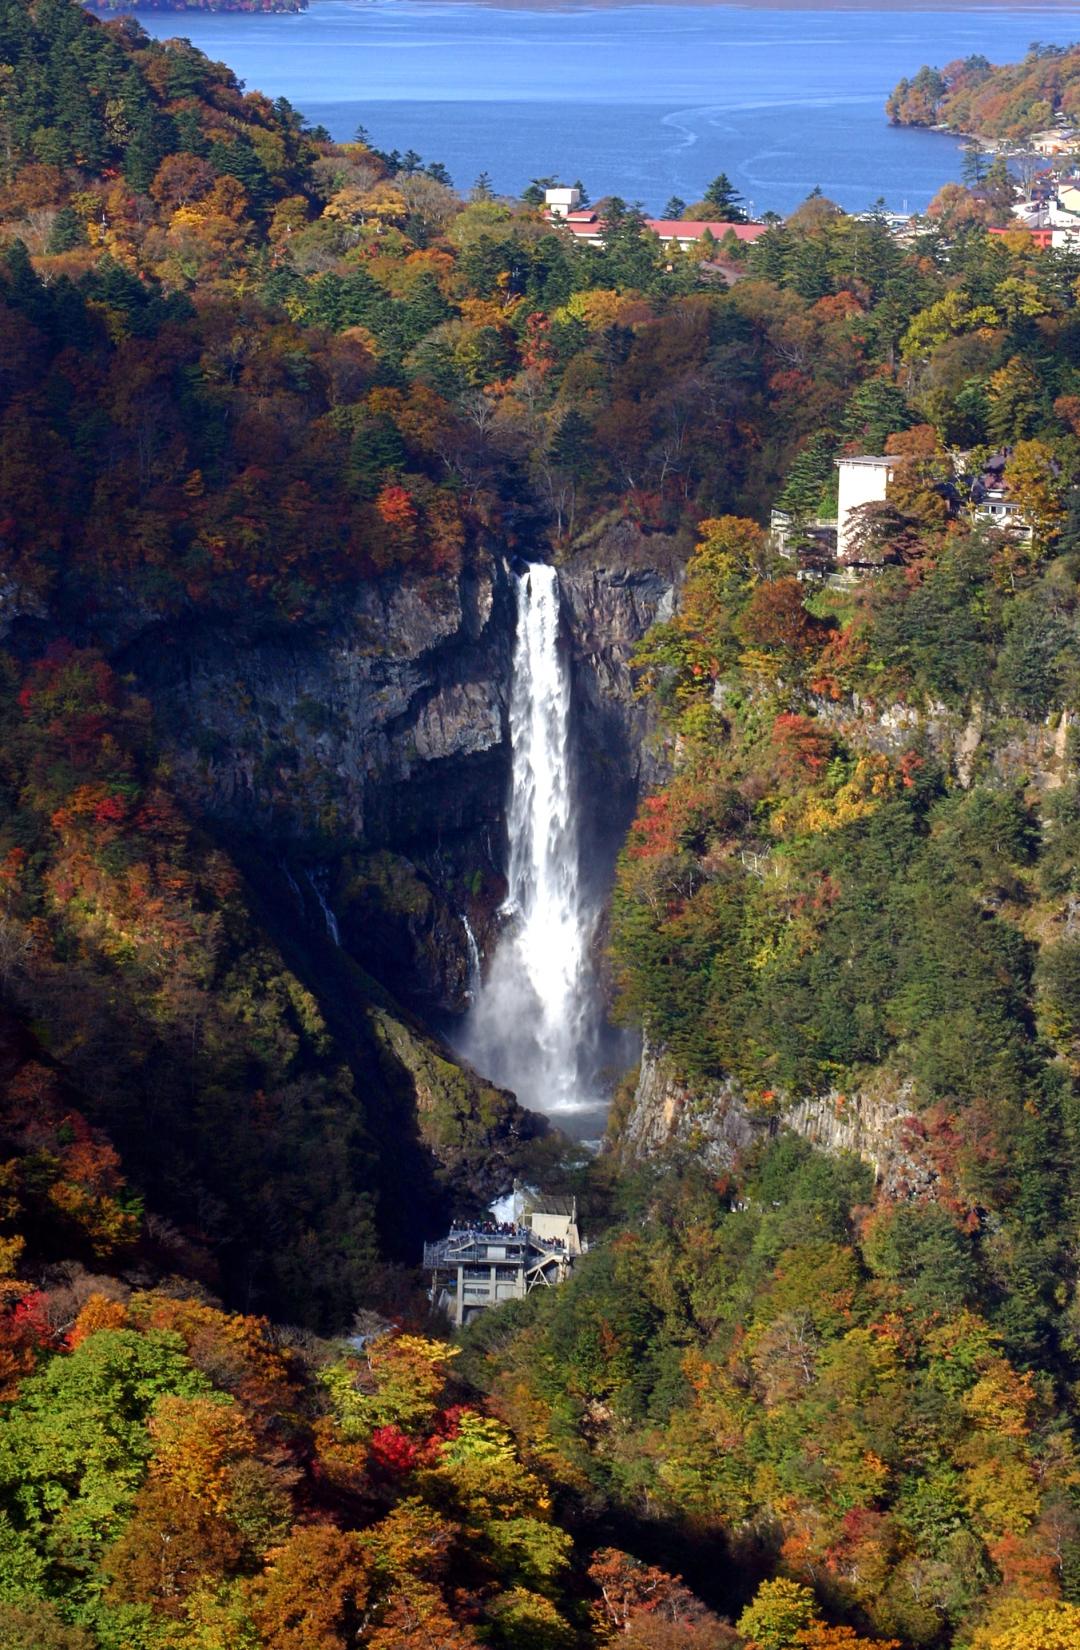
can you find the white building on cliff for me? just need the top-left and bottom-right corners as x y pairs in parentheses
(836, 455), (895, 558)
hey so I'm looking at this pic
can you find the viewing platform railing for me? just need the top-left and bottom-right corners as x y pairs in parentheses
(423, 1227), (570, 1271)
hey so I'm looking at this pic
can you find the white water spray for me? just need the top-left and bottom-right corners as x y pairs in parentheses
(459, 563), (599, 1126)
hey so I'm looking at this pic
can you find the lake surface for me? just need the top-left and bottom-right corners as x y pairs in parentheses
(137, 1), (1080, 213)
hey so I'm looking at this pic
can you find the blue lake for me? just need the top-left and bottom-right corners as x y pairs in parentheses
(137, 1), (1080, 213)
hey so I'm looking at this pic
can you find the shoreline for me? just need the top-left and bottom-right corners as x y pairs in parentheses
(95, 0), (1080, 13)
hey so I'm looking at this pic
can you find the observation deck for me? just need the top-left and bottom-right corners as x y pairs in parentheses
(424, 1197), (583, 1327)
(423, 1223), (569, 1271)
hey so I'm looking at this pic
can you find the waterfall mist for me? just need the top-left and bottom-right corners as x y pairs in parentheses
(458, 562), (606, 1135)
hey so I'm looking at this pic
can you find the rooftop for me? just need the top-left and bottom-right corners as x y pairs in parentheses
(527, 1193), (577, 1217)
(646, 219), (767, 243)
(540, 209), (767, 248)
(423, 1222), (573, 1272)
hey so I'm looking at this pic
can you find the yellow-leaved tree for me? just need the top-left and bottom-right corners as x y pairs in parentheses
(970, 1599), (1080, 1649)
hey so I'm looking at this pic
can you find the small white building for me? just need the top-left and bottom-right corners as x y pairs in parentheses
(836, 455), (894, 559)
(521, 1192), (583, 1256)
(970, 451), (1034, 540)
(770, 507), (838, 573)
(544, 186), (582, 218)
(1009, 180), (1080, 248)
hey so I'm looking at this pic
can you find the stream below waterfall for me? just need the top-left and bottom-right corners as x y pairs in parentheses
(456, 562), (609, 1138)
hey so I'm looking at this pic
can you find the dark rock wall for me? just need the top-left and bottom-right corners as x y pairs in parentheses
(130, 555), (515, 855)
(561, 558), (675, 905)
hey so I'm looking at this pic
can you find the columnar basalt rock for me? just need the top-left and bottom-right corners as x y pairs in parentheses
(616, 1035), (938, 1199)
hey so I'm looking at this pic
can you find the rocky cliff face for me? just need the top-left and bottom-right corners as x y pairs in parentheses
(561, 545), (676, 901)
(124, 552), (515, 1018)
(812, 692), (1073, 796)
(617, 1036), (937, 1197)
(78, 535), (679, 1211)
(614, 691), (1077, 1194)
(130, 555), (514, 853)
(123, 534), (676, 1022)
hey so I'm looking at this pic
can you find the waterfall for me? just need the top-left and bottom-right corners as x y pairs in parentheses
(304, 868), (341, 948)
(461, 915), (482, 1003)
(459, 562), (600, 1130)
(279, 860), (304, 908)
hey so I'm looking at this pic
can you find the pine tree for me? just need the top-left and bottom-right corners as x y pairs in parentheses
(549, 409), (593, 483)
(962, 143), (988, 187)
(702, 172), (747, 221)
(173, 108), (208, 157)
(778, 432), (839, 521)
(55, 62), (103, 170)
(789, 235), (832, 302)
(522, 176), (558, 207)
(1056, 485), (1080, 564)
(986, 356), (1041, 447)
(600, 199), (659, 288)
(123, 103), (163, 196)
(208, 136), (271, 211)
(748, 224), (790, 283)
(842, 379), (911, 452)
(45, 205), (85, 254)
(982, 153), (1016, 221)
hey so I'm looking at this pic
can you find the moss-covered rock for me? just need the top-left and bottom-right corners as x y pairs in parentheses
(369, 1007), (546, 1199)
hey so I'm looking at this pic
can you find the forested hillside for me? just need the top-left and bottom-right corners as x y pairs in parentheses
(888, 42), (1080, 139)
(0, 1109), (589, 1650)
(0, 0), (957, 1322)
(477, 125), (1080, 1650)
(8, 0), (1080, 1644)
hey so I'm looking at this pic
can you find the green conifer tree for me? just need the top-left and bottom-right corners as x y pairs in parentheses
(702, 172), (747, 222)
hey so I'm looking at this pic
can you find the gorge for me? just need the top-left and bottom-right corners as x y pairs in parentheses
(57, 536), (670, 1324)
(137, 545), (665, 1140)
(13, 7), (1080, 1639)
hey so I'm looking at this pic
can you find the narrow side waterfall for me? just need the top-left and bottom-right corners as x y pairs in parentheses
(304, 868), (341, 947)
(461, 914), (482, 1003)
(459, 562), (601, 1131)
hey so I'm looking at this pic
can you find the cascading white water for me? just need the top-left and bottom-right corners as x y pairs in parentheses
(304, 868), (341, 947)
(461, 914), (482, 1003)
(459, 562), (600, 1127)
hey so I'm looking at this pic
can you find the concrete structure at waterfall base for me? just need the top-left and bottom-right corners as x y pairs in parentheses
(424, 1187), (585, 1327)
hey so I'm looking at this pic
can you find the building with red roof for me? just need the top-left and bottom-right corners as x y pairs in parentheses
(644, 219), (767, 248)
(541, 188), (767, 252)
